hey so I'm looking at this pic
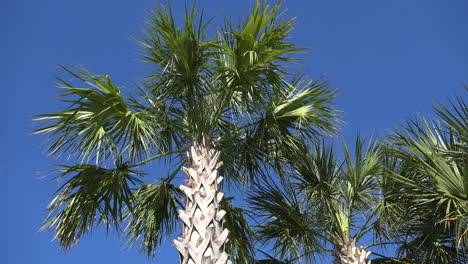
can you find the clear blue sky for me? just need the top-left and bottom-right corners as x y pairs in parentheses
(3, 0), (467, 263)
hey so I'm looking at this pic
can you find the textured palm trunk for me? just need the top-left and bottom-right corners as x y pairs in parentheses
(332, 240), (371, 264)
(174, 136), (231, 264)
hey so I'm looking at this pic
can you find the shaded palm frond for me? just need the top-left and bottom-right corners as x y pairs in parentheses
(248, 180), (323, 263)
(223, 198), (256, 263)
(290, 141), (341, 210)
(124, 174), (182, 257)
(41, 160), (143, 249)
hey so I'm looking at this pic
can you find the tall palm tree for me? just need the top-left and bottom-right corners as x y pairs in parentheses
(380, 87), (468, 263)
(34, 2), (340, 264)
(248, 137), (384, 264)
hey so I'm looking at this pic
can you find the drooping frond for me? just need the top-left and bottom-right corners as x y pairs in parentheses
(223, 198), (256, 263)
(124, 175), (182, 257)
(41, 160), (143, 249)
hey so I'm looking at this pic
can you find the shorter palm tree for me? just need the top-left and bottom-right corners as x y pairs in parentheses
(249, 137), (384, 263)
(380, 87), (468, 263)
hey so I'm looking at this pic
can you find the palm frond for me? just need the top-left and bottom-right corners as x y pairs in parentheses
(248, 179), (323, 263)
(290, 141), (341, 209)
(223, 198), (256, 263)
(342, 136), (383, 213)
(268, 75), (340, 139)
(434, 86), (468, 143)
(212, 1), (302, 106)
(41, 160), (143, 249)
(124, 173), (182, 257)
(34, 66), (158, 164)
(138, 3), (211, 102)
(382, 89), (468, 262)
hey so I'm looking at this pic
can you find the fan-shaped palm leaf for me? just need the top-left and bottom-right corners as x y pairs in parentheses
(222, 198), (256, 263)
(41, 160), (143, 248)
(34, 67), (159, 164)
(124, 173), (182, 257)
(382, 89), (468, 263)
(248, 180), (324, 263)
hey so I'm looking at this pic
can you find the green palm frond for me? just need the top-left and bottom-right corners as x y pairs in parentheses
(223, 198), (256, 263)
(216, 122), (272, 186)
(434, 85), (468, 143)
(290, 141), (341, 209)
(212, 1), (302, 105)
(342, 136), (383, 212)
(269, 75), (340, 138)
(34, 67), (158, 164)
(395, 234), (468, 264)
(382, 88), (468, 262)
(41, 160), (143, 249)
(291, 137), (382, 243)
(254, 250), (295, 264)
(248, 180), (323, 263)
(124, 174), (182, 257)
(139, 3), (210, 102)
(128, 86), (186, 154)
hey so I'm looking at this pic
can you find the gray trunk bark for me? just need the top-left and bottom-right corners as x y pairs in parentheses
(174, 136), (231, 264)
(332, 240), (371, 264)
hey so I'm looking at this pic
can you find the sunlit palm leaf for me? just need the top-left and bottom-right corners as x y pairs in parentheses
(212, 1), (302, 108)
(138, 4), (211, 102)
(269, 75), (339, 138)
(34, 67), (158, 163)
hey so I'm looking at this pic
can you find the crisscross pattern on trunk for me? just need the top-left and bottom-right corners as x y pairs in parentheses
(174, 137), (231, 264)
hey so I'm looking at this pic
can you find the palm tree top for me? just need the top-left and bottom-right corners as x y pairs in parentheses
(33, 2), (341, 260)
(34, 2), (340, 182)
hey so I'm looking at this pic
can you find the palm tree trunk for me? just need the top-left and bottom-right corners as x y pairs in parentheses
(332, 240), (371, 264)
(174, 136), (231, 264)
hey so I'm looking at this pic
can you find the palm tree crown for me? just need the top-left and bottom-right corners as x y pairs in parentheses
(249, 137), (384, 263)
(380, 87), (468, 263)
(34, 2), (340, 263)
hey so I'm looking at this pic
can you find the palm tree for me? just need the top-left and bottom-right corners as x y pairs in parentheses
(380, 87), (468, 263)
(34, 2), (340, 264)
(248, 136), (384, 264)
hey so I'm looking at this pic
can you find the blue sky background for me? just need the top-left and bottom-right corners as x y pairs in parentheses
(3, 0), (468, 263)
